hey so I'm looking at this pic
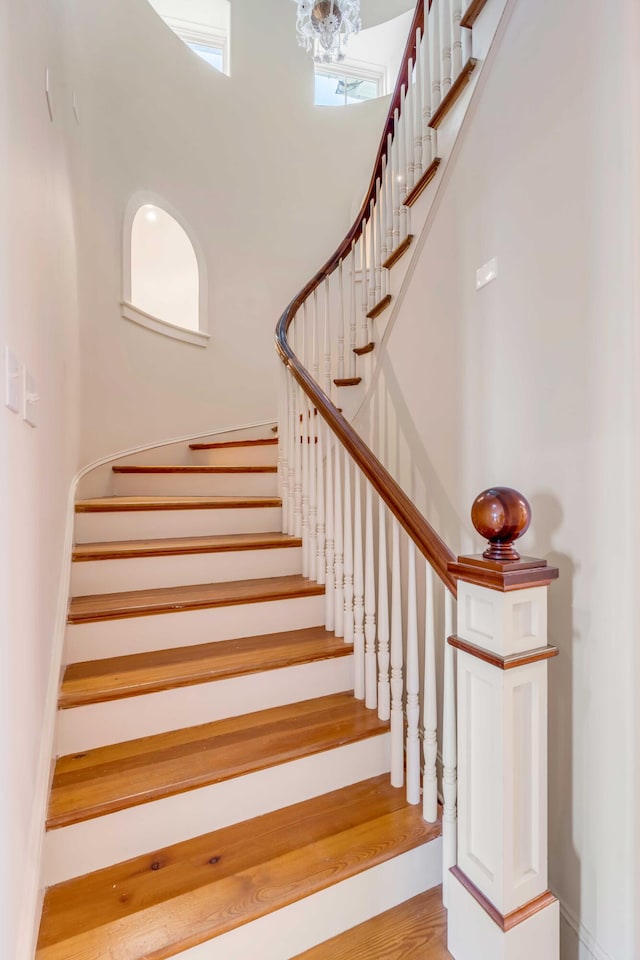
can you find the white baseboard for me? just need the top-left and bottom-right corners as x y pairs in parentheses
(560, 903), (615, 960)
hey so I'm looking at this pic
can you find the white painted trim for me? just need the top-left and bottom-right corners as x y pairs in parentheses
(560, 902), (615, 960)
(163, 15), (230, 76)
(121, 301), (210, 347)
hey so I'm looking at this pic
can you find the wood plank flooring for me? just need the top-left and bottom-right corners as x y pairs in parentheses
(47, 693), (387, 829)
(67, 574), (323, 624)
(38, 775), (441, 960)
(59, 626), (349, 707)
(293, 887), (451, 959)
(72, 532), (301, 562)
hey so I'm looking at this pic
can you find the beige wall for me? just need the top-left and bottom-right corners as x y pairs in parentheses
(362, 0), (638, 956)
(62, 0), (391, 468)
(0, 2), (80, 958)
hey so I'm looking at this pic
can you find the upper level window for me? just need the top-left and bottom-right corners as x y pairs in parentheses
(315, 63), (383, 106)
(146, 0), (231, 76)
(122, 198), (209, 348)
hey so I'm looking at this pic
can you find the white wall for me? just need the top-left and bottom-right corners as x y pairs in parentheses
(346, 10), (414, 93)
(0, 2), (80, 958)
(61, 0), (390, 468)
(363, 0), (638, 956)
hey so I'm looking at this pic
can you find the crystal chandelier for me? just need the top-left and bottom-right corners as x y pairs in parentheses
(293, 0), (362, 64)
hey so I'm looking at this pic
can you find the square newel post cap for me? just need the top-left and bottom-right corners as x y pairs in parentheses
(448, 487), (559, 592)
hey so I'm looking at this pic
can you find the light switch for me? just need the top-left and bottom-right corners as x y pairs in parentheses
(22, 367), (40, 428)
(4, 347), (20, 413)
(476, 257), (498, 291)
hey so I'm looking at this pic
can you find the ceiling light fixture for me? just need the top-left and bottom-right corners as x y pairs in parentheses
(293, 0), (361, 63)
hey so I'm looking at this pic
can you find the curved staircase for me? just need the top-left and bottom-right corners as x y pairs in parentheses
(36, 432), (448, 960)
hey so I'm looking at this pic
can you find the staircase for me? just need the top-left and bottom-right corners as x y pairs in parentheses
(36, 431), (448, 960)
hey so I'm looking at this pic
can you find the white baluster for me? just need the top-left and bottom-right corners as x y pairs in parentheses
(349, 240), (357, 378)
(423, 563), (438, 822)
(353, 467), (365, 700)
(390, 518), (404, 788)
(337, 259), (345, 381)
(386, 132), (394, 259)
(442, 588), (457, 906)
(392, 110), (401, 250)
(316, 416), (325, 585)
(406, 60), (415, 193)
(359, 218), (368, 347)
(323, 276), (331, 395)
(440, 0), (453, 98)
(377, 499), (390, 721)
(406, 539), (420, 805)
(324, 431), (335, 631)
(414, 28), (423, 178)
(287, 328), (296, 535)
(368, 199), (376, 317)
(343, 451), (355, 649)
(451, 0), (463, 80)
(312, 288), (319, 383)
(422, 7), (435, 165)
(374, 180), (383, 304)
(293, 351), (302, 541)
(430, 0), (442, 112)
(334, 441), (344, 637)
(399, 84), (409, 240)
(308, 397), (317, 582)
(300, 304), (310, 576)
(364, 479), (377, 710)
(380, 156), (389, 290)
(278, 361), (289, 532)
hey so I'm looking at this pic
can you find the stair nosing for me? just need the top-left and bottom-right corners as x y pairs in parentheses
(72, 532), (302, 563)
(75, 496), (282, 514)
(112, 465), (278, 474)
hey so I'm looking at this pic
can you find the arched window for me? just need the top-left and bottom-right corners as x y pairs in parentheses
(122, 197), (209, 347)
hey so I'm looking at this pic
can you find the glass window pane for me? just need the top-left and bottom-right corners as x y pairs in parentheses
(187, 42), (224, 73)
(344, 77), (379, 103)
(314, 70), (346, 106)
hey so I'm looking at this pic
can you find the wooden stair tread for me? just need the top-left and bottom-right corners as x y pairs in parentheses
(76, 495), (281, 513)
(333, 377), (362, 387)
(429, 58), (478, 129)
(460, 0), (489, 27)
(60, 626), (349, 707)
(67, 575), (324, 624)
(366, 294), (391, 320)
(293, 888), (450, 959)
(38, 775), (440, 960)
(404, 157), (442, 207)
(353, 341), (376, 356)
(46, 694), (388, 829)
(112, 464), (277, 474)
(72, 532), (301, 562)
(189, 437), (278, 451)
(382, 234), (414, 270)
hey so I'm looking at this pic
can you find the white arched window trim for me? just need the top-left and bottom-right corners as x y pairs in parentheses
(121, 192), (210, 348)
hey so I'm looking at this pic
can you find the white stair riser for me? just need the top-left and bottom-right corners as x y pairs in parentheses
(111, 473), (278, 499)
(74, 506), (282, 543)
(57, 656), (354, 754)
(43, 733), (390, 885)
(180, 840), (443, 960)
(190, 446), (278, 467)
(71, 546), (302, 596)
(66, 594), (326, 661)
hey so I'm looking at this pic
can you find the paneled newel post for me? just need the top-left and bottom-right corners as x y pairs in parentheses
(447, 488), (560, 960)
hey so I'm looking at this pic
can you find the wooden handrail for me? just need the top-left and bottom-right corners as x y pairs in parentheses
(275, 0), (457, 596)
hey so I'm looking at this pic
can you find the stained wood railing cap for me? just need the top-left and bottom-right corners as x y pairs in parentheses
(448, 487), (559, 592)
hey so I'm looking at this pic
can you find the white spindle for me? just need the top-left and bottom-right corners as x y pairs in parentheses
(377, 499), (390, 721)
(337, 259), (345, 381)
(380, 155), (389, 289)
(293, 364), (302, 542)
(400, 84), (409, 240)
(343, 452), (355, 650)
(287, 329), (297, 535)
(390, 518), (404, 788)
(353, 467), (365, 700)
(414, 28), (423, 178)
(323, 276), (331, 395)
(423, 564), (438, 822)
(386, 132), (394, 260)
(430, 0), (442, 112)
(368, 199), (376, 315)
(359, 219), (368, 347)
(406, 60), (416, 193)
(324, 431), (335, 631)
(316, 416), (325, 585)
(308, 397), (317, 582)
(405, 539), (420, 805)
(392, 110), (401, 250)
(349, 241), (357, 378)
(312, 288), (319, 383)
(440, 0), (453, 98)
(374, 179), (383, 303)
(334, 441), (344, 637)
(442, 588), (457, 906)
(451, 0), (463, 80)
(364, 479), (377, 710)
(422, 7), (434, 166)
(300, 391), (310, 576)
(279, 362), (289, 532)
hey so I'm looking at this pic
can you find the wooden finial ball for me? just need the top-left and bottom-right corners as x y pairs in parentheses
(471, 487), (531, 562)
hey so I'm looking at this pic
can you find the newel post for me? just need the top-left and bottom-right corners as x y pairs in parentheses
(446, 488), (560, 960)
